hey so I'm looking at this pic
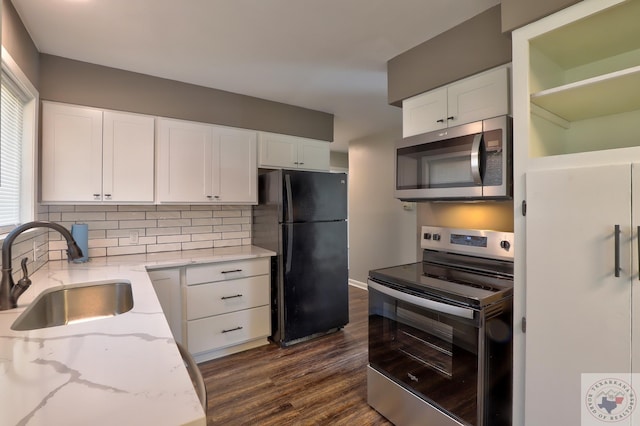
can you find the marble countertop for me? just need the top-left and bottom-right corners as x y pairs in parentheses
(0, 246), (275, 426)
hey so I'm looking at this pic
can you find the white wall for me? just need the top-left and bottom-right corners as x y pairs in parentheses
(348, 127), (418, 285)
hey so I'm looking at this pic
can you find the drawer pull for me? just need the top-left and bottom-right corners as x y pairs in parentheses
(221, 326), (243, 334)
(221, 294), (243, 300)
(221, 269), (242, 274)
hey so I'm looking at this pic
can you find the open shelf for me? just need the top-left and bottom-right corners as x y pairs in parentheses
(530, 65), (640, 121)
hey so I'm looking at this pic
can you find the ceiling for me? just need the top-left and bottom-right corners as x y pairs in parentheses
(12, 0), (500, 152)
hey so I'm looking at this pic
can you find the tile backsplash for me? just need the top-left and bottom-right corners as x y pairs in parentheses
(46, 204), (252, 260)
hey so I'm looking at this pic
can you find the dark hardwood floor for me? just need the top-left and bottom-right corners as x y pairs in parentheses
(198, 285), (392, 425)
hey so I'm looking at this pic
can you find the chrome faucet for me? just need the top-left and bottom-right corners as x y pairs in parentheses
(1, 221), (84, 310)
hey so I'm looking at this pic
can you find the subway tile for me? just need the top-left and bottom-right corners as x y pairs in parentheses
(181, 210), (213, 219)
(191, 205), (222, 211)
(107, 228), (147, 238)
(118, 219), (157, 229)
(84, 221), (120, 230)
(213, 210), (242, 218)
(222, 231), (250, 240)
(145, 227), (181, 237)
(191, 232), (222, 242)
(48, 213), (62, 221)
(118, 236), (156, 246)
(157, 235), (191, 244)
(157, 219), (191, 228)
(214, 239), (242, 248)
(146, 211), (181, 220)
(191, 218), (223, 226)
(49, 250), (63, 261)
(49, 240), (69, 251)
(242, 238), (252, 245)
(48, 205), (76, 213)
(107, 245), (147, 256)
(241, 224), (251, 231)
(61, 212), (106, 222)
(106, 211), (146, 221)
(75, 205), (118, 212)
(157, 204), (191, 211)
(214, 225), (242, 233)
(242, 209), (252, 217)
(88, 247), (107, 258)
(118, 205), (157, 212)
(147, 243), (182, 253)
(222, 217), (251, 225)
(181, 226), (213, 235)
(88, 230), (106, 239)
(88, 238), (119, 248)
(182, 241), (214, 250)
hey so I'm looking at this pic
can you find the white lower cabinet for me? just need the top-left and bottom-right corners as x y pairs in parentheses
(184, 257), (271, 362)
(147, 268), (183, 344)
(524, 162), (637, 425)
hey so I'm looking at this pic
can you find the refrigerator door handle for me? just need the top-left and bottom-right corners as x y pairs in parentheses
(285, 173), (294, 222)
(286, 225), (293, 273)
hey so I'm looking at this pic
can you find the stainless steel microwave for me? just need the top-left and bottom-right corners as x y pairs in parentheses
(395, 115), (512, 201)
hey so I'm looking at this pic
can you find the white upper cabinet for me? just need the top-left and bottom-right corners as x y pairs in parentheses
(258, 132), (330, 171)
(156, 118), (257, 204)
(402, 66), (510, 137)
(42, 102), (155, 203)
(102, 111), (155, 202)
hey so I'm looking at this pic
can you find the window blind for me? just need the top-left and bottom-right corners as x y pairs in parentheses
(0, 71), (27, 231)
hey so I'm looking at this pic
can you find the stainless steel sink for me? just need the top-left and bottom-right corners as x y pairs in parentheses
(11, 280), (134, 331)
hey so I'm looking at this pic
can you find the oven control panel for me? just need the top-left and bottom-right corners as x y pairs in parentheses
(421, 226), (514, 260)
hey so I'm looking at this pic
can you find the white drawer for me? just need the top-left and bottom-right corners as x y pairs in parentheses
(187, 305), (271, 354)
(186, 275), (269, 320)
(185, 257), (270, 285)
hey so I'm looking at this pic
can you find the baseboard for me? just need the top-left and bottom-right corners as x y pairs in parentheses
(349, 279), (367, 290)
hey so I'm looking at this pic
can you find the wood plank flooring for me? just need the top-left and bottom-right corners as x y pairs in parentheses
(198, 285), (392, 425)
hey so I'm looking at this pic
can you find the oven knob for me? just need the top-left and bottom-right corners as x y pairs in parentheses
(433, 234), (441, 241)
(423, 233), (432, 240)
(500, 240), (511, 250)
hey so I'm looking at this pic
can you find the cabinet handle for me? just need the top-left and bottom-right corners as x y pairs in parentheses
(436, 119), (445, 123)
(615, 225), (621, 277)
(293, 162), (299, 165)
(221, 326), (243, 334)
(104, 193), (112, 199)
(447, 116), (455, 121)
(299, 162), (304, 165)
(93, 193), (101, 198)
(221, 269), (242, 274)
(221, 294), (243, 300)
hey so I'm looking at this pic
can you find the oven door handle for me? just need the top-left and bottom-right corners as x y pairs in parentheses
(368, 280), (475, 320)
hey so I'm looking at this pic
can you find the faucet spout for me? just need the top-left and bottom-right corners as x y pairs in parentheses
(1, 221), (84, 310)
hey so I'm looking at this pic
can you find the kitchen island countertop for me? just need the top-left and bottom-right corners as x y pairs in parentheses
(0, 245), (275, 426)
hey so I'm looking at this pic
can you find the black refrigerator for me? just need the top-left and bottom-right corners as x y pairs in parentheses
(252, 169), (349, 346)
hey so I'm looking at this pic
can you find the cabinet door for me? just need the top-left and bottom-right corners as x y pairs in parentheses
(447, 67), (509, 128)
(296, 138), (330, 171)
(524, 164), (632, 426)
(41, 102), (103, 202)
(214, 126), (257, 203)
(103, 111), (155, 203)
(632, 163), (640, 426)
(258, 133), (298, 168)
(156, 118), (213, 203)
(148, 268), (183, 344)
(402, 87), (447, 137)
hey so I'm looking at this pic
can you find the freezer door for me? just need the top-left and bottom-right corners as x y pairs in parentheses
(280, 220), (349, 343)
(282, 170), (347, 222)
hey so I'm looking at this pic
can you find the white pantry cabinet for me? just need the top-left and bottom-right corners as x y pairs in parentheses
(258, 132), (330, 171)
(184, 257), (271, 362)
(510, 0), (640, 424)
(41, 102), (155, 203)
(156, 118), (257, 204)
(524, 163), (637, 426)
(402, 66), (509, 137)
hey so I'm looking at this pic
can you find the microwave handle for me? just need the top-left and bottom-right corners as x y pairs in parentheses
(368, 280), (475, 320)
(470, 133), (483, 185)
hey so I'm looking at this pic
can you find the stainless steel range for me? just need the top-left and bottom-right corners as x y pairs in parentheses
(367, 226), (513, 426)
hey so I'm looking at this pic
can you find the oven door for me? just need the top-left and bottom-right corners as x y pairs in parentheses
(368, 280), (481, 426)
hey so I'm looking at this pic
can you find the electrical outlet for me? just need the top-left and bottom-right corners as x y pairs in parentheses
(129, 231), (139, 245)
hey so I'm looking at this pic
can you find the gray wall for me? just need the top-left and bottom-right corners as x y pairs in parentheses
(501, 0), (582, 33)
(1, 0), (39, 88)
(348, 127), (417, 284)
(387, 5), (511, 106)
(39, 54), (333, 141)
